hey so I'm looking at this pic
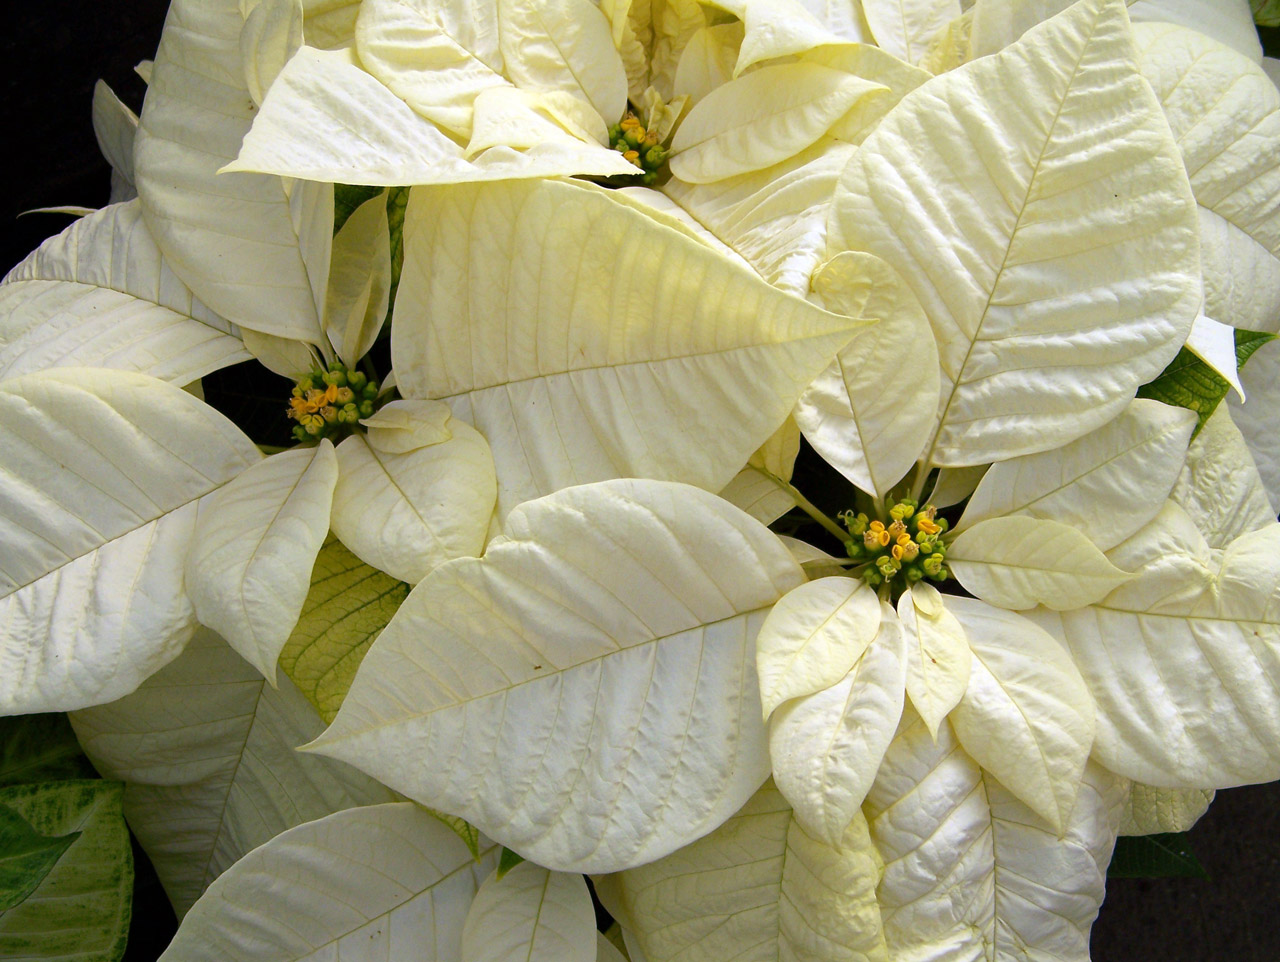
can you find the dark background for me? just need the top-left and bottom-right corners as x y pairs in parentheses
(4, 3), (1280, 958)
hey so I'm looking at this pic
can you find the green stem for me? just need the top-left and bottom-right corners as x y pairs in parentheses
(761, 470), (854, 549)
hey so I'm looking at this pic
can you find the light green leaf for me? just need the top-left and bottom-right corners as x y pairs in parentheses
(135, 0), (332, 343)
(278, 536), (410, 724)
(70, 627), (395, 917)
(0, 201), (250, 385)
(461, 862), (597, 962)
(1108, 832), (1207, 878)
(331, 400), (497, 585)
(393, 178), (865, 519)
(1186, 314), (1245, 399)
(1256, 0), (1280, 26)
(897, 581), (970, 739)
(948, 596), (1096, 831)
(306, 479), (804, 873)
(355, 0), (507, 138)
(755, 576), (882, 722)
(325, 190), (391, 368)
(797, 250), (940, 498)
(187, 443), (339, 683)
(669, 62), (887, 183)
(830, 0), (1201, 467)
(1120, 784), (1214, 836)
(949, 515), (1134, 611)
(1031, 502), (1280, 788)
(497, 0), (629, 124)
(863, 0), (961, 63)
(958, 398), (1197, 551)
(0, 804), (80, 912)
(158, 803), (497, 960)
(0, 369), (261, 713)
(496, 847), (525, 881)
(768, 603), (907, 846)
(0, 781), (132, 962)
(1172, 404), (1275, 547)
(866, 708), (1125, 961)
(0, 716), (97, 787)
(597, 781), (887, 962)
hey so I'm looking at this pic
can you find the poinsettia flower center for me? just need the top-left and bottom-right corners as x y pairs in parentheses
(606, 111), (670, 185)
(841, 498), (950, 591)
(287, 361), (380, 442)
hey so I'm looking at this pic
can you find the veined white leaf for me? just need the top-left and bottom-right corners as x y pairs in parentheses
(228, 46), (639, 185)
(70, 627), (395, 917)
(969, 0), (1074, 57)
(597, 931), (629, 962)
(1133, 22), (1280, 259)
(717, 418), (801, 525)
(598, 781), (887, 962)
(768, 603), (907, 846)
(669, 62), (887, 183)
(392, 178), (866, 520)
(1172, 404), (1275, 547)
(797, 250), (941, 498)
(863, 0), (961, 63)
(461, 862), (597, 962)
(1197, 205), (1280, 335)
(1120, 783), (1213, 835)
(90, 80), (138, 203)
(355, 0), (507, 138)
(672, 23), (743, 104)
(158, 803), (496, 959)
(0, 369), (260, 713)
(498, 0), (629, 124)
(1228, 338), (1280, 512)
(325, 190), (391, 368)
(186, 442), (339, 683)
(240, 0), (303, 108)
(239, 327), (319, 380)
(949, 515), (1134, 611)
(303, 0), (362, 49)
(1129, 0), (1262, 63)
(331, 402), (497, 585)
(1031, 502), (1280, 788)
(714, 0), (852, 74)
(306, 479), (804, 873)
(134, 0), (332, 343)
(830, 0), (1201, 467)
(897, 581), (970, 739)
(754, 576), (882, 722)
(0, 201), (250, 385)
(866, 708), (1125, 962)
(663, 141), (855, 296)
(958, 398), (1197, 551)
(928, 464), (987, 509)
(948, 596), (1095, 830)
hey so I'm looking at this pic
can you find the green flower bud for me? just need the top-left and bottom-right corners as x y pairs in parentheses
(359, 399), (375, 417)
(644, 146), (667, 168)
(862, 569), (882, 587)
(624, 126), (645, 148)
(362, 382), (379, 400)
(845, 542), (866, 561)
(905, 564), (924, 583)
(347, 370), (368, 391)
(322, 369), (348, 387)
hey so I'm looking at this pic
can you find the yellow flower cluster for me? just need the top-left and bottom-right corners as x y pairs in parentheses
(841, 498), (949, 589)
(287, 362), (379, 442)
(607, 113), (669, 185)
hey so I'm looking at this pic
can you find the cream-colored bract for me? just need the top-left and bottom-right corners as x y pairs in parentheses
(158, 803), (497, 960)
(461, 862), (597, 962)
(1172, 404), (1276, 545)
(69, 628), (395, 917)
(1120, 783), (1214, 835)
(0, 369), (260, 713)
(897, 582), (971, 740)
(305, 479), (803, 873)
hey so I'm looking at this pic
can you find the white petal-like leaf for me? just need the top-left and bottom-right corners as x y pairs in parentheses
(134, 0), (332, 342)
(0, 369), (260, 713)
(186, 442), (339, 683)
(306, 480), (804, 873)
(797, 250), (940, 497)
(1120, 783), (1213, 835)
(830, 0), (1201, 467)
(948, 596), (1095, 830)
(715, 0), (851, 73)
(393, 178), (866, 519)
(0, 201), (249, 385)
(1129, 0), (1262, 63)
(461, 862), (597, 962)
(670, 62), (887, 183)
(754, 576), (882, 722)
(240, 0), (303, 108)
(1172, 404), (1275, 547)
(325, 190), (391, 368)
(331, 403), (497, 585)
(866, 708), (1125, 962)
(897, 581), (971, 739)
(1228, 338), (1280, 512)
(158, 803), (496, 959)
(1186, 314), (1245, 399)
(70, 627), (396, 917)
(863, 0), (961, 63)
(958, 398), (1197, 550)
(599, 781), (887, 962)
(768, 603), (906, 845)
(90, 80), (138, 203)
(1197, 205), (1280, 334)
(1032, 502), (1280, 788)
(949, 515), (1134, 611)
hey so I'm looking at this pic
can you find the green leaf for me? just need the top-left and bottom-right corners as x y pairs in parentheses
(1137, 329), (1276, 435)
(333, 184), (383, 234)
(497, 847), (525, 880)
(0, 781), (132, 961)
(386, 185), (409, 321)
(423, 809), (482, 861)
(0, 715), (97, 786)
(279, 537), (410, 723)
(1254, 1), (1280, 32)
(0, 804), (80, 911)
(1107, 832), (1208, 879)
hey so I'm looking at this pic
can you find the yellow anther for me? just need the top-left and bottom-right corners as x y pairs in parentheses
(889, 502), (914, 521)
(888, 519), (907, 540)
(620, 114), (642, 130)
(623, 149), (642, 168)
(917, 517), (941, 536)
